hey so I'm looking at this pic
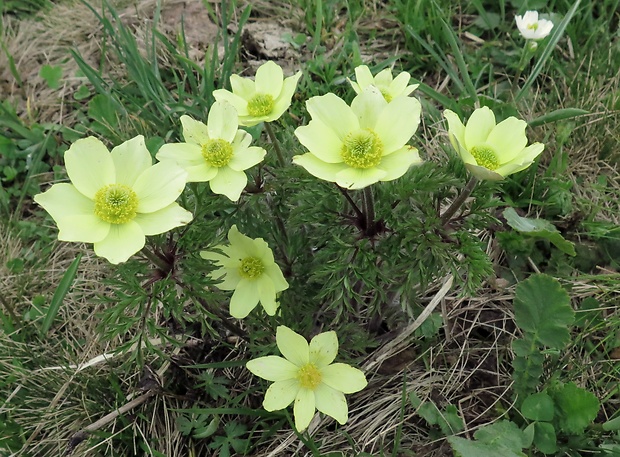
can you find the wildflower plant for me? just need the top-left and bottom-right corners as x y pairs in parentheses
(34, 135), (192, 264)
(156, 101), (266, 201)
(200, 225), (289, 319)
(293, 88), (423, 189)
(246, 326), (367, 432)
(515, 11), (554, 41)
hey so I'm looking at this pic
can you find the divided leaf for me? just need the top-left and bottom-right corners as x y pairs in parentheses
(513, 274), (574, 348)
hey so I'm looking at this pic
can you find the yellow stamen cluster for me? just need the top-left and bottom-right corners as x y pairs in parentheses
(247, 93), (275, 117)
(297, 363), (322, 390)
(93, 184), (139, 224)
(239, 256), (265, 279)
(202, 139), (234, 168)
(470, 145), (500, 170)
(379, 89), (393, 102)
(341, 129), (384, 169)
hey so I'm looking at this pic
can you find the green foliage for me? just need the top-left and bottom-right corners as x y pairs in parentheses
(209, 421), (249, 457)
(39, 64), (63, 89)
(448, 421), (529, 457)
(410, 392), (464, 436)
(503, 208), (576, 256)
(512, 274), (574, 400)
(549, 382), (600, 435)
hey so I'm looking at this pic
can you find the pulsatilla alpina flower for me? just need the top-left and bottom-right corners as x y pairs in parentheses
(34, 136), (192, 264)
(212, 61), (302, 127)
(200, 225), (288, 319)
(246, 326), (367, 432)
(444, 106), (544, 181)
(515, 11), (554, 40)
(293, 88), (422, 189)
(348, 64), (418, 102)
(156, 101), (266, 201)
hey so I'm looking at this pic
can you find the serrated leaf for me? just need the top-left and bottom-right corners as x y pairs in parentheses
(513, 274), (574, 348)
(521, 393), (554, 421)
(448, 436), (527, 457)
(503, 208), (576, 256)
(551, 383), (599, 435)
(474, 420), (529, 452)
(533, 422), (557, 454)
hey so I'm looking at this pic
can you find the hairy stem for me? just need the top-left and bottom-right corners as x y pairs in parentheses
(264, 122), (287, 167)
(440, 176), (478, 226)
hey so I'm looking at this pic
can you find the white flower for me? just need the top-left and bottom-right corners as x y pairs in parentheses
(515, 11), (554, 40)
(348, 65), (418, 102)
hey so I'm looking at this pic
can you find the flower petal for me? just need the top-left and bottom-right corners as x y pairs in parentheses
(208, 101), (238, 143)
(34, 184), (110, 242)
(227, 225), (260, 257)
(486, 116), (528, 163)
(276, 325), (309, 367)
(293, 388), (316, 432)
(180, 115), (210, 146)
(255, 61), (284, 98)
(374, 68), (393, 87)
(228, 146), (266, 172)
(374, 96), (421, 153)
(465, 163), (504, 181)
(257, 276), (278, 315)
(93, 221), (145, 264)
(464, 106), (496, 150)
(246, 356), (299, 381)
(269, 71), (302, 123)
(314, 383), (348, 424)
(390, 71), (412, 97)
(265, 264), (289, 293)
(230, 279), (259, 318)
(263, 379), (300, 411)
(351, 87), (386, 130)
(306, 93), (358, 140)
(64, 137), (115, 199)
(133, 203), (192, 236)
(294, 121), (344, 164)
(111, 135), (152, 187)
(292, 153), (347, 183)
(156, 143), (204, 166)
(230, 74), (256, 100)
(208, 166), (247, 201)
(321, 363), (367, 394)
(377, 146), (422, 181)
(133, 162), (187, 213)
(309, 331), (338, 368)
(494, 143), (544, 177)
(335, 167), (387, 189)
(443, 109), (466, 153)
(213, 89), (249, 116)
(354, 65), (375, 90)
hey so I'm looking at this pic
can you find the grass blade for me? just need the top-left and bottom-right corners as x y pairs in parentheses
(40, 253), (82, 335)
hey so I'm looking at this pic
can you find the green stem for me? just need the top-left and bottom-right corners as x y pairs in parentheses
(335, 185), (364, 220)
(440, 176), (478, 226)
(140, 246), (169, 271)
(362, 186), (375, 233)
(264, 122), (286, 167)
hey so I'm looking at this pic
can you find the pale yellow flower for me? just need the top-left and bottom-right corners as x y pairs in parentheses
(200, 225), (288, 319)
(293, 87), (422, 189)
(444, 107), (544, 181)
(34, 136), (192, 264)
(348, 64), (418, 102)
(212, 61), (302, 127)
(156, 101), (266, 201)
(515, 11), (554, 40)
(246, 326), (367, 432)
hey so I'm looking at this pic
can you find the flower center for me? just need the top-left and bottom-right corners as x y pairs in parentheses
(238, 256), (264, 279)
(341, 129), (384, 169)
(93, 184), (139, 224)
(297, 363), (322, 390)
(202, 139), (233, 168)
(470, 145), (500, 170)
(247, 93), (275, 117)
(379, 88), (393, 102)
(527, 22), (539, 31)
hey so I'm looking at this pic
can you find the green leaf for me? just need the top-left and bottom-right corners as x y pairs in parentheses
(41, 253), (82, 335)
(532, 422), (557, 455)
(521, 392), (554, 421)
(474, 420), (529, 452)
(503, 208), (576, 256)
(448, 436), (527, 457)
(551, 382), (599, 435)
(527, 108), (589, 127)
(513, 274), (574, 348)
(73, 85), (91, 100)
(602, 415), (620, 431)
(39, 64), (63, 89)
